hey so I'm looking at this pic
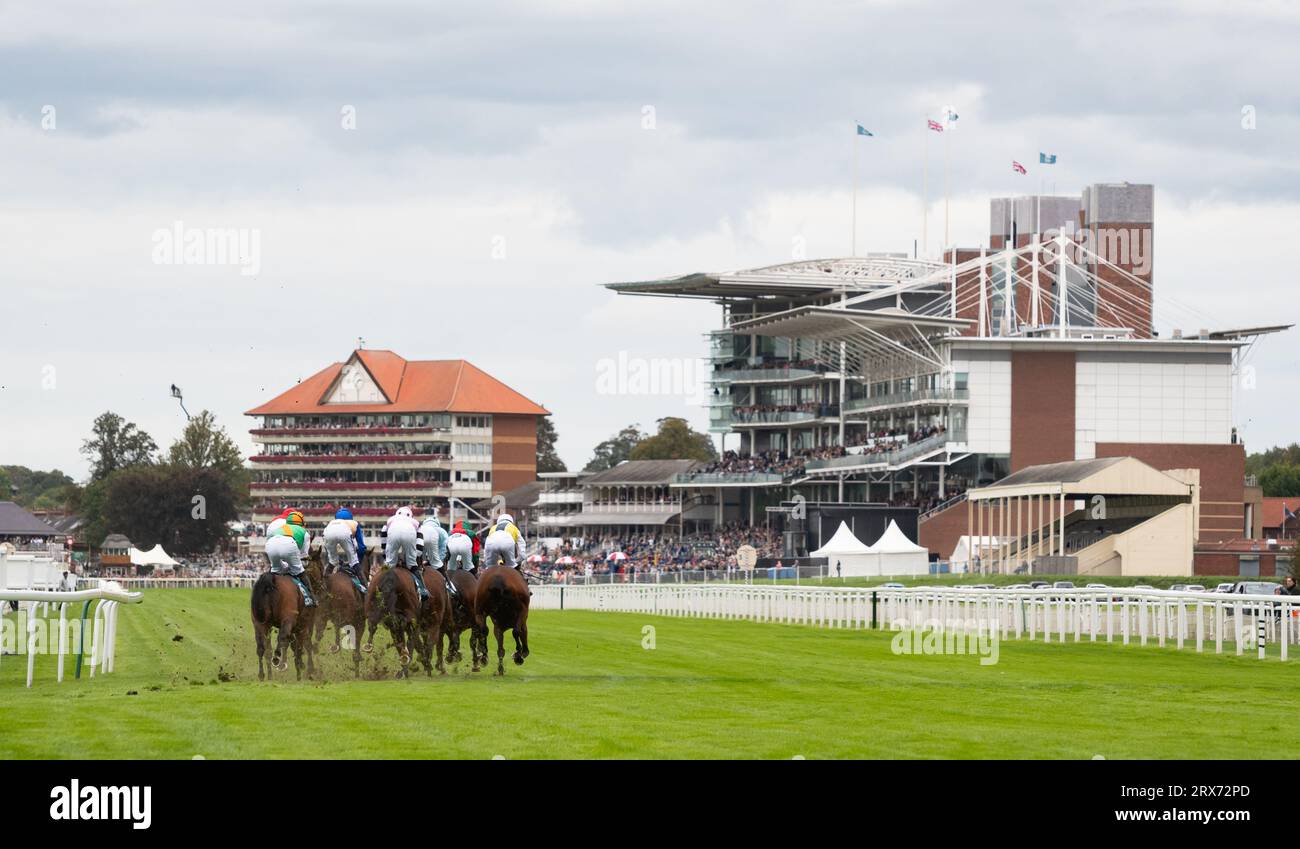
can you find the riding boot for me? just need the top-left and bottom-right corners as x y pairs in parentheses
(410, 566), (429, 600)
(347, 566), (366, 593)
(438, 565), (457, 596)
(294, 574), (315, 606)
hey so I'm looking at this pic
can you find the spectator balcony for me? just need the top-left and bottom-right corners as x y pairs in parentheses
(248, 453), (452, 471)
(250, 426), (444, 444)
(729, 404), (839, 426)
(672, 471), (785, 486)
(843, 387), (969, 416)
(804, 426), (964, 473)
(250, 480), (449, 497)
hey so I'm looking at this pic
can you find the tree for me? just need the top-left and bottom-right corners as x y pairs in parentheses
(1259, 464), (1300, 498)
(536, 415), (567, 473)
(584, 424), (646, 472)
(0, 465), (75, 507)
(629, 417), (717, 463)
(168, 410), (250, 505)
(0, 467), (11, 500)
(101, 465), (238, 555)
(80, 412), (158, 482)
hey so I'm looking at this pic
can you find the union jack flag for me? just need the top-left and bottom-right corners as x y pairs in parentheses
(1012, 160), (1027, 174)
(927, 119), (944, 132)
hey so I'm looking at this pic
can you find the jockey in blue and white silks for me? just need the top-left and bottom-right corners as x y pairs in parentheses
(322, 508), (367, 590)
(418, 515), (454, 595)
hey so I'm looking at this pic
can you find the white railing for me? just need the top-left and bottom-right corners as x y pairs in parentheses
(1, 582), (144, 687)
(530, 584), (1300, 660)
(83, 576), (257, 589)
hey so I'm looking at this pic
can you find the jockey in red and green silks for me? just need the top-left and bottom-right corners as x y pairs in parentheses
(265, 510), (314, 606)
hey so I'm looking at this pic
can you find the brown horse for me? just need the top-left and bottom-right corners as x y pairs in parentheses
(314, 550), (368, 676)
(251, 558), (321, 681)
(364, 560), (450, 678)
(473, 565), (530, 675)
(441, 567), (482, 667)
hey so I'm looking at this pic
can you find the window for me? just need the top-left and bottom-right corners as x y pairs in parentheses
(455, 415), (491, 429)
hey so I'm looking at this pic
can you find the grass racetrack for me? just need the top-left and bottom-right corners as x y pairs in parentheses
(2, 587), (1297, 759)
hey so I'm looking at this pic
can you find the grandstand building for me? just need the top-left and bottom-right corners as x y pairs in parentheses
(244, 348), (548, 525)
(606, 182), (1291, 576)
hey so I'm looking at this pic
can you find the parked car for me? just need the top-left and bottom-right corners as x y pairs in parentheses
(970, 583), (995, 590)
(880, 582), (905, 589)
(1029, 581), (1050, 589)
(1170, 584), (1188, 592)
(1213, 582), (1235, 593)
(1133, 584), (1154, 590)
(1233, 581), (1282, 596)
(1053, 580), (1075, 589)
(1184, 584), (1206, 593)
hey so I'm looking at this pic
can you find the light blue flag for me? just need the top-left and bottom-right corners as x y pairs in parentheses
(856, 124), (873, 137)
(1039, 152), (1057, 164)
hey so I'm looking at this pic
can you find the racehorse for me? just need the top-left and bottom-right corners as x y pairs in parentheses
(364, 557), (450, 678)
(313, 543), (367, 676)
(441, 567), (482, 667)
(250, 554), (321, 681)
(472, 564), (530, 675)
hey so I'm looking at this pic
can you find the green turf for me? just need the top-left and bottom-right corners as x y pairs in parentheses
(0, 588), (1296, 759)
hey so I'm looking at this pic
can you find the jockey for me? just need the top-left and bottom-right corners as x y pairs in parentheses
(417, 512), (453, 582)
(446, 521), (476, 575)
(381, 506), (426, 599)
(265, 510), (314, 606)
(481, 512), (523, 571)
(264, 507), (295, 539)
(322, 508), (366, 592)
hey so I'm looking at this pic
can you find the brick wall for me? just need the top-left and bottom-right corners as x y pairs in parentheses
(491, 414), (539, 495)
(1096, 442), (1245, 544)
(1010, 351), (1076, 471)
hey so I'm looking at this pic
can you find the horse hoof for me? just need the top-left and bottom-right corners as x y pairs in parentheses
(513, 654), (525, 666)
(329, 645), (340, 654)
(363, 644), (373, 654)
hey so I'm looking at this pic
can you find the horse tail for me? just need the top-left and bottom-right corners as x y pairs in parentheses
(384, 571), (402, 620)
(251, 573), (276, 624)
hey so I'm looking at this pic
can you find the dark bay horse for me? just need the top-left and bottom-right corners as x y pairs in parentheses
(364, 561), (450, 678)
(314, 547), (367, 676)
(473, 565), (530, 675)
(441, 567), (482, 667)
(251, 557), (321, 681)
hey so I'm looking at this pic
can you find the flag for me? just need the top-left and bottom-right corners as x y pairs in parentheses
(945, 108), (959, 124)
(1039, 152), (1057, 164)
(927, 119), (944, 132)
(856, 124), (873, 137)
(1286, 505), (1297, 521)
(1012, 161), (1027, 175)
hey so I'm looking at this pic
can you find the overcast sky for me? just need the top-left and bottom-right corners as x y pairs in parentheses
(1, 0), (1298, 480)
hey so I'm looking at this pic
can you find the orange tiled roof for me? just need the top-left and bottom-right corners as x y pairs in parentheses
(244, 350), (549, 417)
(1261, 497), (1298, 529)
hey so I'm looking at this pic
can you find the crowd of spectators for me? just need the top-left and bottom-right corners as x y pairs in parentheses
(261, 443), (448, 458)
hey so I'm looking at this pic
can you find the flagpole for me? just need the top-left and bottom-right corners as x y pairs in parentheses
(922, 123), (929, 258)
(852, 125), (858, 257)
(943, 123), (951, 254)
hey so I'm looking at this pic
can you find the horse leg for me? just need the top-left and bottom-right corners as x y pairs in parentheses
(255, 624), (267, 681)
(391, 619), (410, 679)
(433, 614), (446, 676)
(494, 620), (506, 676)
(350, 611), (364, 676)
(513, 619), (528, 666)
(274, 614), (296, 671)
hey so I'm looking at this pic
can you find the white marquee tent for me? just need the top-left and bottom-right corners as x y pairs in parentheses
(869, 520), (930, 576)
(810, 521), (877, 576)
(949, 535), (1007, 574)
(130, 544), (179, 569)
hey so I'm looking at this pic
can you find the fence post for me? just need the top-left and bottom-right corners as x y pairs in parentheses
(871, 591), (878, 630)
